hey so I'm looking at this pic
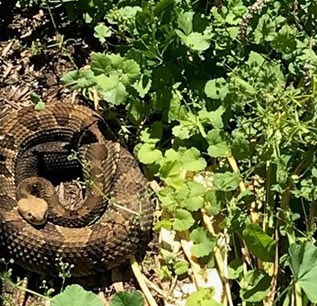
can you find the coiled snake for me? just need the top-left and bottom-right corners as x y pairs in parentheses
(0, 103), (153, 277)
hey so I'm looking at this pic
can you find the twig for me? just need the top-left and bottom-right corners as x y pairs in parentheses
(130, 256), (158, 306)
(179, 237), (202, 289)
(264, 229), (279, 305)
(143, 276), (168, 300)
(201, 209), (233, 306)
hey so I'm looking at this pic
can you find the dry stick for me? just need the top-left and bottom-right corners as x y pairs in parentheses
(130, 256), (158, 306)
(307, 200), (317, 232)
(143, 277), (169, 301)
(265, 228), (279, 305)
(201, 209), (233, 306)
(179, 232), (204, 289)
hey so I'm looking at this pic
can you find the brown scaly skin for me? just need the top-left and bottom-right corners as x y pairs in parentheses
(0, 103), (153, 277)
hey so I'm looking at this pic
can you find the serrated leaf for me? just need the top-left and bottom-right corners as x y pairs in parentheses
(95, 74), (127, 105)
(51, 285), (102, 306)
(175, 30), (211, 52)
(182, 148), (206, 171)
(213, 172), (241, 191)
(76, 70), (96, 89)
(190, 228), (216, 258)
(61, 70), (80, 87)
(172, 123), (192, 139)
(174, 260), (189, 275)
(94, 23), (111, 44)
(207, 129), (229, 158)
(199, 106), (225, 129)
(132, 74), (152, 98)
(137, 143), (162, 164)
(242, 224), (275, 262)
(121, 59), (141, 85)
(110, 291), (144, 306)
(177, 11), (194, 35)
(205, 78), (228, 100)
(91, 53), (113, 75)
(173, 209), (195, 231)
(183, 196), (204, 211)
(289, 242), (317, 302)
(186, 288), (221, 306)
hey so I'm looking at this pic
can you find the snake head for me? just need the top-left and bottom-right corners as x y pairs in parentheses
(17, 196), (48, 226)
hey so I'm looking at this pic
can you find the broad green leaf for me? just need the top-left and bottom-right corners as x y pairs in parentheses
(199, 106), (225, 129)
(137, 143), (162, 164)
(190, 227), (216, 258)
(174, 260), (189, 275)
(76, 70), (96, 89)
(205, 78), (228, 100)
(94, 23), (111, 44)
(242, 224), (275, 262)
(289, 242), (317, 302)
(271, 25), (297, 55)
(173, 209), (195, 231)
(213, 172), (241, 192)
(177, 11), (194, 35)
(240, 269), (271, 302)
(168, 89), (187, 121)
(186, 288), (221, 306)
(183, 196), (204, 211)
(206, 129), (229, 158)
(132, 74), (152, 98)
(175, 30), (211, 52)
(91, 53), (112, 75)
(182, 148), (207, 171)
(172, 123), (192, 139)
(95, 74), (127, 105)
(61, 70), (80, 87)
(159, 160), (183, 187)
(153, 219), (173, 231)
(176, 181), (205, 211)
(139, 122), (162, 144)
(121, 59), (141, 85)
(228, 258), (243, 280)
(51, 285), (102, 306)
(110, 291), (144, 306)
(106, 54), (124, 69)
(204, 190), (222, 216)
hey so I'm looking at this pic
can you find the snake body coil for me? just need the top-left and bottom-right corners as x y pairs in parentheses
(0, 104), (153, 277)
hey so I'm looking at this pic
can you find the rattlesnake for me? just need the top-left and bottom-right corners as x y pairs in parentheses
(0, 103), (153, 277)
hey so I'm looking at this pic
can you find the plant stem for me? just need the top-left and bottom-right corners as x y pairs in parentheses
(130, 255), (158, 306)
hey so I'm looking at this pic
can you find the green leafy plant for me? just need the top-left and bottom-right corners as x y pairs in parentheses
(50, 285), (102, 306)
(5, 0), (317, 304)
(59, 0), (317, 304)
(110, 291), (144, 306)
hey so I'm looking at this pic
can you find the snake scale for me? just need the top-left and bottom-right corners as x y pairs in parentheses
(0, 103), (153, 277)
